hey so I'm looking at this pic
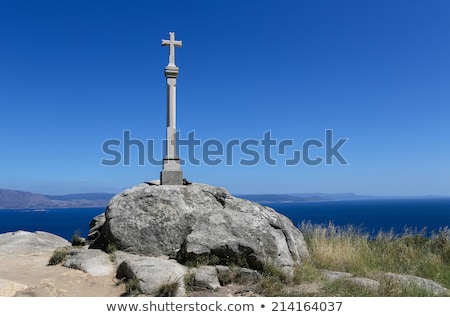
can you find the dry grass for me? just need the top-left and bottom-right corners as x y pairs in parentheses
(48, 248), (68, 266)
(300, 222), (450, 289)
(255, 223), (450, 296)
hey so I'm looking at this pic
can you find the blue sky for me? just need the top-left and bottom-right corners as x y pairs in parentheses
(1, 0), (449, 196)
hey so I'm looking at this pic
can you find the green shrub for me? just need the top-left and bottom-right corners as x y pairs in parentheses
(48, 248), (68, 265)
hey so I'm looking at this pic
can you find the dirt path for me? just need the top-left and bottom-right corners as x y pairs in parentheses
(0, 252), (125, 297)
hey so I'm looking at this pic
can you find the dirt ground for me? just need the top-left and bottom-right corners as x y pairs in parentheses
(0, 252), (125, 297)
(0, 252), (260, 297)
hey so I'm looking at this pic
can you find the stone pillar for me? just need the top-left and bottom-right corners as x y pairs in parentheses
(160, 32), (183, 185)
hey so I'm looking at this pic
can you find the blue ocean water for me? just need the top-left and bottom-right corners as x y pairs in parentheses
(266, 198), (450, 236)
(0, 207), (104, 241)
(0, 198), (449, 241)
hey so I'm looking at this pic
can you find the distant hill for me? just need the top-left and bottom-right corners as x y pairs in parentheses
(1, 188), (371, 209)
(2, 187), (445, 209)
(0, 189), (115, 209)
(235, 194), (324, 203)
(235, 192), (380, 203)
(235, 192), (450, 203)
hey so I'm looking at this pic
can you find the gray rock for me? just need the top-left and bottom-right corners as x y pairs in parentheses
(193, 266), (220, 290)
(0, 231), (70, 255)
(321, 270), (353, 281)
(92, 183), (309, 276)
(88, 213), (106, 241)
(321, 270), (379, 292)
(116, 253), (187, 296)
(234, 267), (260, 284)
(63, 249), (114, 276)
(348, 277), (380, 292)
(216, 265), (259, 285)
(384, 272), (449, 295)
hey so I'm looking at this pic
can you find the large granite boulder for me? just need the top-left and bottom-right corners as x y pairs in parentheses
(90, 183), (309, 275)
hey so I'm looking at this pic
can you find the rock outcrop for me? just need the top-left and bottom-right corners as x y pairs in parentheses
(320, 270), (449, 296)
(90, 183), (310, 275)
(0, 231), (124, 297)
(384, 272), (449, 295)
(0, 231), (70, 255)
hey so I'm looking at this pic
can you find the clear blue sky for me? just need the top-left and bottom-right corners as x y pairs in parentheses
(1, 0), (449, 196)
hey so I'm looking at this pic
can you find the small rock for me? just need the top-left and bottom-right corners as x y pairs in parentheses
(384, 272), (449, 295)
(235, 267), (259, 284)
(116, 254), (187, 296)
(348, 277), (380, 292)
(194, 266), (220, 290)
(216, 266), (259, 285)
(321, 270), (353, 281)
(88, 214), (106, 241)
(63, 249), (114, 276)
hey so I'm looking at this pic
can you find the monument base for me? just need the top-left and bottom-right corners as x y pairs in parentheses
(160, 170), (183, 185)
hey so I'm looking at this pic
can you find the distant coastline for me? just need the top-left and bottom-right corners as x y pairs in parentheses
(0, 189), (115, 209)
(235, 193), (450, 204)
(1, 187), (448, 209)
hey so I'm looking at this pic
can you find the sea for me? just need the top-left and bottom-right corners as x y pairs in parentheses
(0, 198), (449, 241)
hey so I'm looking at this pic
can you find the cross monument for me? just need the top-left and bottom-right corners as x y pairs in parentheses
(160, 32), (183, 185)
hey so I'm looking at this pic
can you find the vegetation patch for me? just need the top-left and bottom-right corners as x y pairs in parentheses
(183, 272), (196, 292)
(249, 223), (450, 296)
(124, 277), (141, 297)
(297, 222), (450, 295)
(48, 248), (68, 266)
(255, 263), (292, 296)
(184, 254), (220, 267)
(105, 242), (118, 254)
(71, 231), (85, 247)
(155, 279), (180, 297)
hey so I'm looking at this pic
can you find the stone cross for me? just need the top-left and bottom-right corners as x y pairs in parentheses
(160, 32), (183, 185)
(161, 32), (182, 68)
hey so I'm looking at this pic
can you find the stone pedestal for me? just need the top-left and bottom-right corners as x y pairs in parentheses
(160, 170), (183, 185)
(161, 156), (183, 185)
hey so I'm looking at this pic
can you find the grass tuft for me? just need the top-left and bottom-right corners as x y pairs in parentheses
(184, 272), (196, 292)
(155, 279), (180, 297)
(71, 231), (85, 247)
(125, 277), (141, 296)
(48, 248), (68, 266)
